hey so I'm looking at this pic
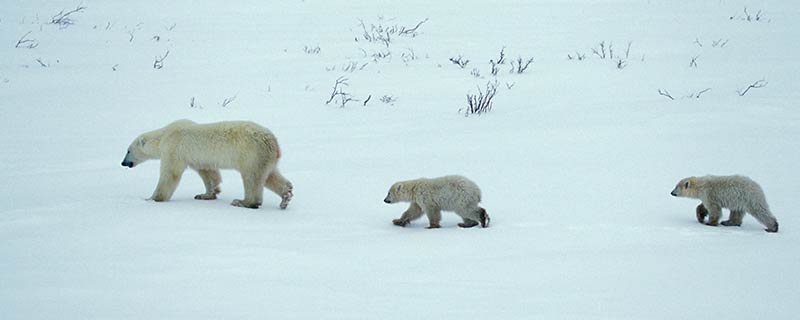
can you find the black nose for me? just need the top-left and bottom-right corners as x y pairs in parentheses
(670, 192), (676, 197)
(122, 161), (133, 168)
(384, 199), (391, 204)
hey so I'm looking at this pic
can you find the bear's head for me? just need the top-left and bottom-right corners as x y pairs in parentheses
(670, 177), (698, 198)
(121, 133), (160, 168)
(383, 182), (411, 204)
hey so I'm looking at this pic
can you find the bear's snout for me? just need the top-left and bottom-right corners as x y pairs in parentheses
(670, 191), (677, 197)
(383, 198), (391, 204)
(121, 160), (134, 168)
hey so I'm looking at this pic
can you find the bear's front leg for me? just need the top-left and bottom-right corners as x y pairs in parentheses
(425, 206), (442, 229)
(151, 160), (186, 202)
(393, 203), (423, 227)
(703, 203), (721, 227)
(194, 168), (221, 200)
(695, 203), (708, 224)
(721, 210), (744, 227)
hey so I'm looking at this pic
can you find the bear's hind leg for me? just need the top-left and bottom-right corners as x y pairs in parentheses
(748, 205), (779, 233)
(456, 206), (481, 228)
(232, 170), (266, 209)
(194, 168), (221, 200)
(424, 206), (442, 229)
(265, 169), (293, 209)
(393, 202), (423, 227)
(721, 210), (744, 227)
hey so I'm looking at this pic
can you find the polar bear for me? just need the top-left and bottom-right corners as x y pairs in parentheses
(670, 175), (778, 232)
(121, 119), (293, 209)
(383, 175), (489, 228)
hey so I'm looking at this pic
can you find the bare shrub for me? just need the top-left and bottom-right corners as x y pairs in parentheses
(449, 56), (470, 68)
(380, 95), (397, 105)
(303, 45), (321, 54)
(591, 41), (612, 59)
(711, 39), (729, 48)
(50, 4), (87, 27)
(462, 80), (499, 116)
(567, 52), (586, 61)
(470, 68), (481, 78)
(689, 55), (699, 68)
(15, 31), (39, 49)
(730, 7), (768, 22)
(326, 76), (359, 108)
(356, 17), (428, 47)
(510, 56), (534, 74)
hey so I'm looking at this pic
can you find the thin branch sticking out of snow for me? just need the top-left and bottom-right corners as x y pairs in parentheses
(737, 79), (768, 96)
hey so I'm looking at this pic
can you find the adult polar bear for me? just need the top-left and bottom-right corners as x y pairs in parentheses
(121, 119), (293, 209)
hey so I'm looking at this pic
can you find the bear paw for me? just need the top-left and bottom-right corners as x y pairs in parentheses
(194, 193), (217, 200)
(458, 220), (479, 228)
(279, 191), (293, 210)
(231, 199), (260, 209)
(695, 204), (708, 224)
(392, 219), (410, 227)
(720, 220), (741, 227)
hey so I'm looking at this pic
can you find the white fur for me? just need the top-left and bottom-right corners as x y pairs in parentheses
(384, 175), (489, 228)
(122, 119), (293, 209)
(671, 175), (778, 232)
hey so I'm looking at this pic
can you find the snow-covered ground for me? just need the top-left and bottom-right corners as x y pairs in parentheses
(2, 1), (799, 319)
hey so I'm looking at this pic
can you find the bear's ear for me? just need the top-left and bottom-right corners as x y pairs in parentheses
(396, 183), (403, 192)
(137, 137), (147, 147)
(686, 177), (697, 188)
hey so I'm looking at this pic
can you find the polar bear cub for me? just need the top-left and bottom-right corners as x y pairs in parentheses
(383, 175), (489, 228)
(121, 119), (293, 209)
(670, 175), (778, 232)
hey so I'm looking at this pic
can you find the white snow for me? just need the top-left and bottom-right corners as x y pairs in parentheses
(1, 0), (799, 319)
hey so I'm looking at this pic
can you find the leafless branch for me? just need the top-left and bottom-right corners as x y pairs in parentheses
(616, 59), (627, 69)
(624, 41), (632, 59)
(591, 41), (607, 59)
(50, 4), (87, 27)
(303, 45), (321, 54)
(737, 79), (768, 96)
(35, 58), (49, 67)
(693, 88), (712, 99)
(363, 95), (372, 106)
(380, 95), (397, 105)
(326, 76), (359, 107)
(567, 52), (586, 61)
(15, 31), (38, 49)
(449, 56), (470, 68)
(398, 18), (428, 36)
(689, 55), (699, 68)
(221, 95), (237, 107)
(153, 50), (169, 69)
(658, 89), (675, 100)
(510, 56), (534, 74)
(470, 68), (481, 78)
(712, 39), (729, 48)
(495, 47), (506, 65)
